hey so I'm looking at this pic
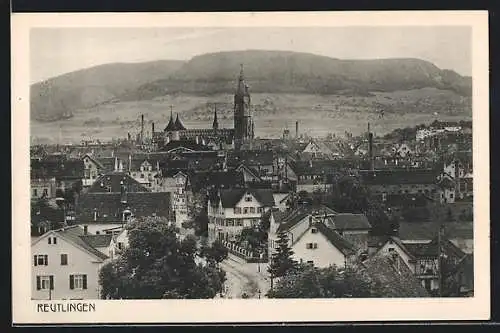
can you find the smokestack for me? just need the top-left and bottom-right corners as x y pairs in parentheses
(151, 122), (155, 142)
(141, 114), (144, 143)
(296, 121), (299, 138)
(368, 123), (374, 170)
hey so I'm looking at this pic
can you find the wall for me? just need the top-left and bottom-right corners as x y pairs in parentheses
(377, 239), (415, 274)
(31, 178), (57, 199)
(82, 156), (100, 187)
(32, 234), (104, 300)
(292, 226), (346, 268)
(272, 193), (289, 212)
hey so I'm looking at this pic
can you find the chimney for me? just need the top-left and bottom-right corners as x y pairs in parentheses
(151, 122), (155, 143)
(83, 225), (88, 235)
(141, 114), (145, 144)
(114, 157), (118, 172)
(111, 150), (114, 158)
(296, 121), (299, 138)
(196, 136), (199, 144)
(93, 208), (97, 222)
(120, 180), (128, 203)
(128, 154), (132, 172)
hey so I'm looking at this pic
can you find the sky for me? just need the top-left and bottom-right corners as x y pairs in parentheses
(30, 26), (472, 84)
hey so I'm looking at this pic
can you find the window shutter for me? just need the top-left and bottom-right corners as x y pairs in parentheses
(49, 276), (54, 290)
(44, 255), (48, 265)
(36, 276), (41, 290)
(34, 255), (37, 266)
(69, 275), (74, 290)
(83, 275), (87, 289)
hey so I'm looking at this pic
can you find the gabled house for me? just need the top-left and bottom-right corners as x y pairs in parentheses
(31, 225), (110, 300)
(157, 170), (189, 228)
(128, 157), (161, 190)
(268, 209), (356, 269)
(207, 188), (275, 243)
(375, 236), (468, 294)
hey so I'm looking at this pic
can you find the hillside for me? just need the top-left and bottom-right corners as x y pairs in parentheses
(31, 50), (472, 122)
(30, 60), (185, 121)
(119, 50), (472, 100)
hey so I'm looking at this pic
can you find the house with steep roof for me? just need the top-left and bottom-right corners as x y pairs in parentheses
(267, 209), (357, 269)
(375, 235), (468, 294)
(358, 253), (429, 297)
(268, 205), (371, 267)
(157, 170), (189, 228)
(31, 225), (111, 300)
(207, 188), (275, 243)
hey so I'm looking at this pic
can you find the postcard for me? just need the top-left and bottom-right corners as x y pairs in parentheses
(12, 11), (489, 324)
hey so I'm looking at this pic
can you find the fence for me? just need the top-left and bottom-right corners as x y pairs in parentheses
(220, 240), (268, 263)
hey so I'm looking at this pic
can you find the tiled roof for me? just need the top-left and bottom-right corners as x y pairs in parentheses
(403, 237), (466, 259)
(398, 222), (473, 241)
(325, 213), (371, 231)
(359, 254), (429, 297)
(276, 208), (311, 233)
(189, 170), (245, 193)
(289, 160), (359, 176)
(31, 159), (84, 179)
(80, 234), (113, 248)
(359, 169), (441, 185)
(162, 140), (211, 153)
(77, 192), (171, 223)
(314, 222), (355, 255)
(54, 225), (109, 260)
(86, 172), (150, 193)
(226, 150), (274, 167)
(219, 188), (275, 208)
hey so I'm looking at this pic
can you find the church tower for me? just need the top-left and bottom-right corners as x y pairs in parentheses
(233, 64), (254, 150)
(212, 104), (219, 131)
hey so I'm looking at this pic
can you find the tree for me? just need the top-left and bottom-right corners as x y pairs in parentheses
(268, 232), (298, 289)
(237, 227), (267, 251)
(267, 264), (375, 298)
(200, 240), (228, 266)
(187, 193), (209, 237)
(99, 216), (226, 299)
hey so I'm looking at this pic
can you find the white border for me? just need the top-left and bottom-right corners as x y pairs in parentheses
(12, 11), (490, 324)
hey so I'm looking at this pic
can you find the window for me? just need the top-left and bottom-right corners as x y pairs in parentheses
(140, 174), (145, 179)
(61, 254), (68, 265)
(245, 196), (252, 202)
(33, 189), (38, 197)
(48, 237), (51, 244)
(307, 260), (314, 265)
(70, 274), (87, 290)
(250, 207), (256, 214)
(243, 208), (249, 214)
(312, 243), (318, 249)
(43, 188), (48, 196)
(236, 219), (243, 226)
(388, 247), (395, 253)
(53, 237), (57, 244)
(234, 207), (241, 214)
(311, 228), (318, 234)
(118, 242), (123, 250)
(306, 243), (313, 249)
(34, 254), (48, 266)
(258, 207), (264, 214)
(36, 275), (53, 290)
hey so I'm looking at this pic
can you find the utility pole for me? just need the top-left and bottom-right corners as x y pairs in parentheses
(437, 221), (444, 297)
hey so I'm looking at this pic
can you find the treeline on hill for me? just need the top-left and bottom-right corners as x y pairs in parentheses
(383, 120), (473, 141)
(31, 50), (471, 121)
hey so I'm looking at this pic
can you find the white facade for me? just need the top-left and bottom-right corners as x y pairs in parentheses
(130, 160), (160, 190)
(31, 232), (107, 300)
(291, 225), (347, 268)
(208, 191), (270, 243)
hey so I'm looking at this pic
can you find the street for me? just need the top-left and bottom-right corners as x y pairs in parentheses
(220, 254), (270, 299)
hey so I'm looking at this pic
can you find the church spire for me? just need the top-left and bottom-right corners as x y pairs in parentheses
(164, 105), (175, 131)
(212, 104), (219, 130)
(236, 64), (247, 95)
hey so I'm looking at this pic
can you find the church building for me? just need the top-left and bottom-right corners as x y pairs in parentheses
(153, 66), (255, 151)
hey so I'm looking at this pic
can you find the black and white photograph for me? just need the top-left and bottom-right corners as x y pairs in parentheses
(12, 11), (489, 323)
